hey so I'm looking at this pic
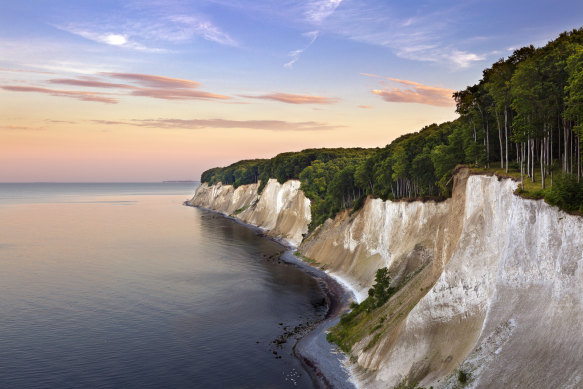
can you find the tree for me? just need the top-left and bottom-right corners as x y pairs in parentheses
(368, 267), (392, 309)
(564, 45), (583, 181)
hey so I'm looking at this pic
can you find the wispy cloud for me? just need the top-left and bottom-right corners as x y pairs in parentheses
(45, 119), (77, 124)
(91, 120), (127, 126)
(285, 30), (319, 68)
(242, 92), (338, 104)
(0, 67), (55, 75)
(449, 50), (486, 68)
(1, 85), (117, 103)
(54, 11), (235, 52)
(130, 88), (230, 100)
(358, 105), (372, 109)
(368, 77), (455, 107)
(316, 2), (486, 68)
(2, 72), (230, 103)
(0, 125), (45, 131)
(33, 61), (121, 76)
(92, 118), (338, 131)
(103, 72), (230, 100)
(359, 72), (381, 78)
(165, 15), (236, 46)
(54, 24), (162, 52)
(305, 0), (343, 23)
(48, 78), (134, 89)
(283, 0), (341, 69)
(103, 73), (200, 88)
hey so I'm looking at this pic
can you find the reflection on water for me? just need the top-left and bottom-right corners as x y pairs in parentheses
(0, 184), (323, 388)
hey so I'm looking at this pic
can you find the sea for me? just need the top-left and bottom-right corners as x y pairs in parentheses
(0, 183), (328, 388)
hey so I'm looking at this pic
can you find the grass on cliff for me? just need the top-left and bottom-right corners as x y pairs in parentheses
(327, 263), (432, 354)
(472, 162), (583, 215)
(233, 205), (249, 215)
(293, 252), (330, 270)
(327, 268), (393, 352)
(293, 252), (318, 265)
(394, 379), (429, 389)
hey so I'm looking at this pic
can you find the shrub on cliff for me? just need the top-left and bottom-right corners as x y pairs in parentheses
(545, 173), (583, 213)
(367, 267), (394, 310)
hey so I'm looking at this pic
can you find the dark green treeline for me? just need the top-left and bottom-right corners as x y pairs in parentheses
(202, 28), (583, 226)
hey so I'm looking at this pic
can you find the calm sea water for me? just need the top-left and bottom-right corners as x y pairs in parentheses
(0, 183), (326, 388)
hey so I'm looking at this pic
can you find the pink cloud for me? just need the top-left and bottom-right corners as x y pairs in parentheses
(45, 119), (77, 124)
(0, 124), (45, 131)
(102, 73), (201, 89)
(359, 72), (381, 78)
(100, 73), (230, 100)
(130, 88), (230, 100)
(0, 67), (55, 75)
(1, 86), (117, 103)
(371, 78), (454, 107)
(358, 105), (372, 109)
(48, 78), (134, 89)
(92, 118), (338, 131)
(2, 72), (231, 103)
(243, 92), (339, 104)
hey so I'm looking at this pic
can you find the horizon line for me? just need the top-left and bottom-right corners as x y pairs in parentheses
(0, 180), (200, 184)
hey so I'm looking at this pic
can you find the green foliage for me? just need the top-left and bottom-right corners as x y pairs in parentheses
(565, 45), (583, 136)
(201, 159), (265, 187)
(201, 148), (376, 228)
(349, 195), (367, 215)
(326, 267), (395, 351)
(293, 251), (319, 265)
(233, 205), (248, 215)
(201, 28), (583, 226)
(545, 174), (583, 212)
(368, 267), (394, 309)
(393, 379), (426, 389)
(457, 369), (471, 386)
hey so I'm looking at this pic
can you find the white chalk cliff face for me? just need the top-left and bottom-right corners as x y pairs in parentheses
(188, 179), (311, 247)
(189, 170), (583, 388)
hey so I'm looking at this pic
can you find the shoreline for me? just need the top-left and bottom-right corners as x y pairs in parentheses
(184, 202), (357, 389)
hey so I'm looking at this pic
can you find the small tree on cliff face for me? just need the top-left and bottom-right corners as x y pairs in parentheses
(367, 267), (392, 309)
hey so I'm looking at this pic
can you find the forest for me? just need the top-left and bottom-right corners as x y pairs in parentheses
(201, 28), (583, 227)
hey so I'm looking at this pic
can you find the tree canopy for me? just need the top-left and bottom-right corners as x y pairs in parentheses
(202, 28), (583, 225)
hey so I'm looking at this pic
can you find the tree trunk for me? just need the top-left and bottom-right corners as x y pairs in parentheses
(557, 114), (563, 172)
(521, 142), (525, 190)
(516, 143), (520, 165)
(396, 180), (399, 198)
(570, 124), (574, 174)
(564, 119), (569, 172)
(504, 107), (509, 173)
(486, 118), (490, 167)
(532, 138), (536, 182)
(527, 136), (531, 179)
(541, 135), (545, 190)
(550, 122), (553, 167)
(578, 135), (581, 183)
(497, 111), (503, 169)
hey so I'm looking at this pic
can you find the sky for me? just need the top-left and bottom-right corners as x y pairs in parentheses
(1, 0), (582, 182)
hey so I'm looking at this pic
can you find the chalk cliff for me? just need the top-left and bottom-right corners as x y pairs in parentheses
(189, 169), (583, 388)
(188, 179), (310, 247)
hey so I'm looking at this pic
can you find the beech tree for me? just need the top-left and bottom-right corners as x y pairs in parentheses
(201, 28), (583, 224)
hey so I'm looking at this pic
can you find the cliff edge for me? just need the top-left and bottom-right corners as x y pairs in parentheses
(188, 179), (310, 247)
(188, 168), (583, 388)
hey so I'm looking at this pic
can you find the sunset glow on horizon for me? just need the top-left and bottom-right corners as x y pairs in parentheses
(2, 0), (582, 182)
